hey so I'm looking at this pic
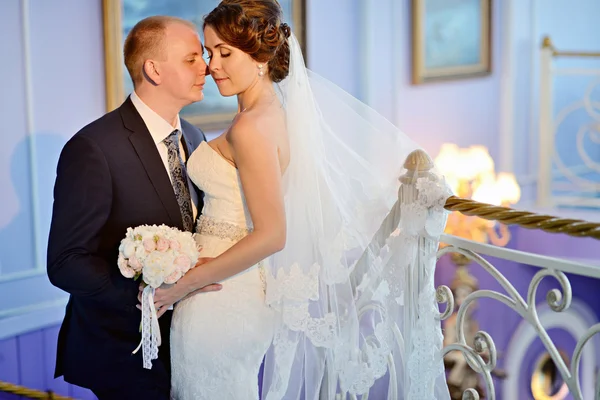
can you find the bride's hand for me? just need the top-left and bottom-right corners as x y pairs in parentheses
(152, 280), (222, 318)
(195, 256), (214, 268)
(136, 257), (222, 317)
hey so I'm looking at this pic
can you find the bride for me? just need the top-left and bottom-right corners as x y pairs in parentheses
(152, 0), (451, 399)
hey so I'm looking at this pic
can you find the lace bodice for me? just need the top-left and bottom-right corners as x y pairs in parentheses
(186, 141), (253, 230)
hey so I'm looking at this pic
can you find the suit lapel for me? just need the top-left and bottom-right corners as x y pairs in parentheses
(180, 127), (195, 161)
(120, 97), (184, 230)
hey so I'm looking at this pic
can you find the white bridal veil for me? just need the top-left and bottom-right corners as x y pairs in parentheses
(260, 33), (452, 399)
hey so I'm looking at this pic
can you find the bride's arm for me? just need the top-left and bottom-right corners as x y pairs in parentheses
(177, 117), (286, 288)
(153, 115), (285, 307)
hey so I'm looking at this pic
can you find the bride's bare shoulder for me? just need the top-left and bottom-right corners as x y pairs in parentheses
(226, 107), (285, 147)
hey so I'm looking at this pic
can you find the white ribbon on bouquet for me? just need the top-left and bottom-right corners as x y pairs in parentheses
(132, 285), (161, 369)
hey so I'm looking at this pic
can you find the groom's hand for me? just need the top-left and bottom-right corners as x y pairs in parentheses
(136, 257), (223, 317)
(137, 282), (146, 305)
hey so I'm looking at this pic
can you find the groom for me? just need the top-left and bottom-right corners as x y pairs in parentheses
(47, 16), (220, 400)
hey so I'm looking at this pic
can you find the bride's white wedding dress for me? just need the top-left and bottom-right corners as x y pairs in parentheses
(169, 31), (451, 400)
(170, 141), (275, 400)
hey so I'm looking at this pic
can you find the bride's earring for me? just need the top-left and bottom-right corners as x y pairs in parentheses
(257, 64), (264, 77)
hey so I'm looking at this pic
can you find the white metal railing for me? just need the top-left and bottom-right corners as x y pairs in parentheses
(438, 235), (600, 400)
(537, 36), (600, 209)
(344, 149), (600, 399)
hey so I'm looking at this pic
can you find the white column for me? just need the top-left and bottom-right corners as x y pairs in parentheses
(499, 0), (515, 173)
(537, 38), (554, 208)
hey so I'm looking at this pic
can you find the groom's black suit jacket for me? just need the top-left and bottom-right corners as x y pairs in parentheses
(47, 97), (205, 391)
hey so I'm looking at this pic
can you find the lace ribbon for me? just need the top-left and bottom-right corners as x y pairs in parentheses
(132, 285), (162, 369)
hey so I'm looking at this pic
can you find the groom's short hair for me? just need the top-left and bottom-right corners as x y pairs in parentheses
(124, 16), (197, 87)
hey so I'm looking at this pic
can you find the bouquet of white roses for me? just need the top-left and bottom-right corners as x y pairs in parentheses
(118, 224), (200, 369)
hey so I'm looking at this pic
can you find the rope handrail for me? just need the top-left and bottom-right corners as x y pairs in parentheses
(0, 380), (75, 399)
(401, 149), (600, 241)
(444, 196), (600, 240)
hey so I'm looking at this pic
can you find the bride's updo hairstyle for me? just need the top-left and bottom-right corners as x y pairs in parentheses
(204, 0), (292, 82)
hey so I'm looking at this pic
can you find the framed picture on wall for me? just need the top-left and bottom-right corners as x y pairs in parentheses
(411, 0), (491, 84)
(102, 0), (306, 130)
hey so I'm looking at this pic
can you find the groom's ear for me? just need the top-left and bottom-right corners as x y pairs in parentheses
(142, 59), (161, 86)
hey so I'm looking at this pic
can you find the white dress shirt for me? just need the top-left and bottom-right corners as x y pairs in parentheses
(130, 91), (199, 221)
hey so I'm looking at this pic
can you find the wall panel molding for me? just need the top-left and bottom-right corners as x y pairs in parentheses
(0, 298), (67, 341)
(20, 0), (44, 275)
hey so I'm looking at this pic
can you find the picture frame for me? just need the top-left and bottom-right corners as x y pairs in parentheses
(411, 0), (491, 84)
(102, 0), (306, 130)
